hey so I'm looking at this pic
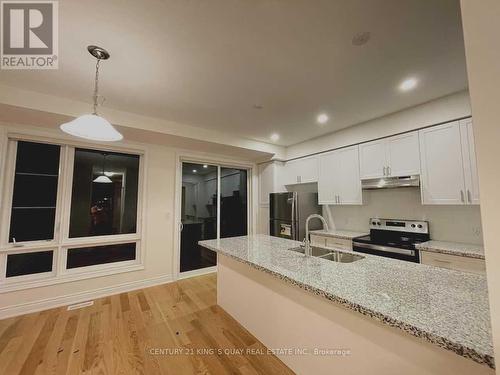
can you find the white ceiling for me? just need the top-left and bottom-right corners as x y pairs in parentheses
(0, 0), (467, 146)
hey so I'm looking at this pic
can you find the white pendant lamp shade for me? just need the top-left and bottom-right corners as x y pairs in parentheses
(60, 114), (123, 142)
(93, 175), (113, 183)
(60, 45), (123, 142)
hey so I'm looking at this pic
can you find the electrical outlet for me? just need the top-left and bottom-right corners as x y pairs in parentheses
(472, 227), (482, 237)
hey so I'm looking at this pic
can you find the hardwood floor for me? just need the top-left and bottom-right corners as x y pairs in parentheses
(0, 274), (294, 374)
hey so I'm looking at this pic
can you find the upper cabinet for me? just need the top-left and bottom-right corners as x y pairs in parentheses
(318, 145), (362, 205)
(461, 118), (480, 205)
(419, 119), (479, 205)
(281, 156), (318, 185)
(258, 161), (285, 205)
(359, 132), (420, 179)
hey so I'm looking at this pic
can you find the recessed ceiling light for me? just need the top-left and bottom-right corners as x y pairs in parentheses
(203, 164), (208, 168)
(192, 169), (197, 173)
(270, 133), (280, 142)
(253, 104), (263, 110)
(317, 113), (329, 124)
(399, 77), (418, 92)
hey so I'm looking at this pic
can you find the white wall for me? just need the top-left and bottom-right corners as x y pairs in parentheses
(287, 90), (471, 160)
(461, 0), (500, 363)
(324, 188), (483, 244)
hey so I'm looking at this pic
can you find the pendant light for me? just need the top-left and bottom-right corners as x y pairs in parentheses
(93, 153), (113, 183)
(60, 46), (123, 142)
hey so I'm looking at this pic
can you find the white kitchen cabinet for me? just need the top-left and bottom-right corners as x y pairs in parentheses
(460, 118), (480, 205)
(420, 251), (485, 275)
(318, 145), (362, 205)
(419, 120), (479, 205)
(359, 131), (420, 179)
(282, 156), (318, 185)
(386, 132), (421, 177)
(359, 139), (387, 179)
(258, 161), (285, 205)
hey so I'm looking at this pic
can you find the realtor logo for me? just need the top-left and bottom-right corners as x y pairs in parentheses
(1, 1), (58, 69)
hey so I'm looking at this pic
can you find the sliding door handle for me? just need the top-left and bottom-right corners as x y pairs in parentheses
(467, 189), (472, 203)
(460, 190), (465, 203)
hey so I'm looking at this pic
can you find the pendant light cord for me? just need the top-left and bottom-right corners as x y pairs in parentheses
(93, 59), (101, 115)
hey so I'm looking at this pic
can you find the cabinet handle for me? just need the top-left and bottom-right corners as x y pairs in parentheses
(338, 195), (341, 204)
(383, 166), (386, 176)
(460, 190), (465, 203)
(467, 189), (472, 203)
(387, 166), (391, 176)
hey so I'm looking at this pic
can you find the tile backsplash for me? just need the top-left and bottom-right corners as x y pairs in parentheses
(322, 187), (483, 245)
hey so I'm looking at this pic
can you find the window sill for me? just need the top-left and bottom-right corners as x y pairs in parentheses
(0, 263), (145, 294)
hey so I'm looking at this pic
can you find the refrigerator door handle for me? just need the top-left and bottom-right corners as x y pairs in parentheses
(291, 195), (296, 240)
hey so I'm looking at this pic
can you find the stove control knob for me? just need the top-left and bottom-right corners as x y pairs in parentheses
(417, 224), (423, 229)
(372, 221), (377, 225)
(377, 222), (381, 226)
(411, 224), (416, 228)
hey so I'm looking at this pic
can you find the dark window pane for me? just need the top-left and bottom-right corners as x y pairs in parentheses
(66, 243), (136, 269)
(180, 162), (217, 272)
(69, 149), (140, 238)
(15, 141), (60, 175)
(221, 168), (248, 238)
(10, 208), (56, 242)
(6, 251), (53, 277)
(9, 141), (60, 242)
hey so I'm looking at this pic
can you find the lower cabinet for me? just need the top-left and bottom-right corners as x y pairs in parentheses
(420, 251), (486, 275)
(310, 234), (353, 251)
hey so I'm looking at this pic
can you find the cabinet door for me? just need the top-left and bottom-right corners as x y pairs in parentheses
(282, 160), (300, 185)
(359, 139), (387, 179)
(318, 151), (339, 205)
(258, 161), (285, 205)
(337, 146), (362, 205)
(386, 132), (420, 177)
(419, 122), (466, 204)
(297, 156), (319, 183)
(461, 119), (480, 205)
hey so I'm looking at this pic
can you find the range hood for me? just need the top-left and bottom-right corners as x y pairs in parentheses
(362, 175), (420, 190)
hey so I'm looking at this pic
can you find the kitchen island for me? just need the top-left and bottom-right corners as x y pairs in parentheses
(199, 235), (494, 375)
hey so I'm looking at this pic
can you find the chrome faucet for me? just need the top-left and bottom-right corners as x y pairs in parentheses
(304, 214), (329, 256)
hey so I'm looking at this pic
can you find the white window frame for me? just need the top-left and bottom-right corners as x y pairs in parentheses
(0, 132), (147, 293)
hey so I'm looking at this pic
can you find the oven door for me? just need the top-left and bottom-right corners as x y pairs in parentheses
(353, 242), (420, 263)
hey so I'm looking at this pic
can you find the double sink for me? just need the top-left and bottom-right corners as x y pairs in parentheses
(288, 245), (364, 263)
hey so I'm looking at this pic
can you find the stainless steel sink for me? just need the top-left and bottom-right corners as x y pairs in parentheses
(288, 246), (332, 257)
(317, 251), (364, 263)
(288, 246), (364, 263)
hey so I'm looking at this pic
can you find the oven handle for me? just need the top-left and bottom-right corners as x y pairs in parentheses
(353, 242), (415, 256)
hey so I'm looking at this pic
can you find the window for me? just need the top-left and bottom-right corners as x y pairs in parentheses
(6, 251), (54, 278)
(9, 141), (60, 243)
(69, 149), (139, 238)
(0, 138), (143, 290)
(66, 243), (136, 269)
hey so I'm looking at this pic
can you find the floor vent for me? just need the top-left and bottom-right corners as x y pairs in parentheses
(67, 301), (94, 311)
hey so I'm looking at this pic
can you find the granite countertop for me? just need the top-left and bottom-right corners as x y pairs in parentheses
(416, 240), (485, 259)
(309, 229), (367, 240)
(199, 235), (494, 368)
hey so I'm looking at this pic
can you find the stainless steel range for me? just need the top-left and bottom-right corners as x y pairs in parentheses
(352, 218), (430, 263)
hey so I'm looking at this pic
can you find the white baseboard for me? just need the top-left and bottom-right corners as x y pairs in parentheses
(179, 266), (217, 280)
(0, 274), (174, 320)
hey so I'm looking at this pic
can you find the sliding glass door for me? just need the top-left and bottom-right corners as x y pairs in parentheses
(179, 163), (248, 273)
(220, 167), (248, 238)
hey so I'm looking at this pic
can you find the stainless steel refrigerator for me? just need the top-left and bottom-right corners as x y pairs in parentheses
(269, 192), (322, 241)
